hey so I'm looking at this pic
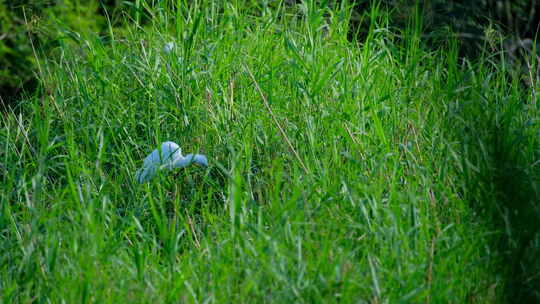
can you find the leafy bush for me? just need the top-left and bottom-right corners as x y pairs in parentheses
(0, 1), (38, 108)
(0, 0), (115, 109)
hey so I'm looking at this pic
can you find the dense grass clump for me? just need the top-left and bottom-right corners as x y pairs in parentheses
(1, 1), (539, 302)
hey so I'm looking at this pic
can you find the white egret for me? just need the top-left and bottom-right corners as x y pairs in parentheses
(163, 42), (175, 54)
(135, 141), (208, 183)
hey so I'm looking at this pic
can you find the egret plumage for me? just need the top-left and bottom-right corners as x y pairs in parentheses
(135, 141), (208, 183)
(163, 42), (175, 54)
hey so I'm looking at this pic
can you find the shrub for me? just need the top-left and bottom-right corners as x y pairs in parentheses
(0, 0), (118, 109)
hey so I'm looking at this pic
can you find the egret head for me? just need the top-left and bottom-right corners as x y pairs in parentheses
(163, 42), (175, 54)
(184, 154), (208, 167)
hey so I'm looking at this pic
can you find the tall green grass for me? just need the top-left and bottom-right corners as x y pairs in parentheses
(1, 1), (539, 302)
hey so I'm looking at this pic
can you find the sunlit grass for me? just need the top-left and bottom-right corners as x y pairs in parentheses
(1, 1), (539, 303)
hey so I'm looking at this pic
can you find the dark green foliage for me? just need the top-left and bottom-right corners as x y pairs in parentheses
(428, 0), (539, 38)
(3, 0), (538, 109)
(346, 0), (539, 58)
(420, 0), (539, 59)
(361, 0), (540, 38)
(0, 1), (38, 109)
(0, 0), (193, 109)
(0, 0), (121, 109)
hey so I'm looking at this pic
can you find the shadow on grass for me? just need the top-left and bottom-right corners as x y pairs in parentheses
(449, 89), (540, 302)
(488, 128), (539, 302)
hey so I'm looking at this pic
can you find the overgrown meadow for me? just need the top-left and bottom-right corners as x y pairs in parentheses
(1, 1), (539, 303)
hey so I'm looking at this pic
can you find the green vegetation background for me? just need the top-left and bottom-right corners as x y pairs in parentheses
(1, 0), (539, 106)
(1, 0), (539, 303)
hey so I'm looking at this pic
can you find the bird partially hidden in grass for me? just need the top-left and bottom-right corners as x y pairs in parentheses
(163, 41), (175, 54)
(135, 141), (208, 183)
